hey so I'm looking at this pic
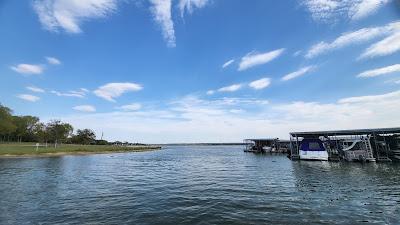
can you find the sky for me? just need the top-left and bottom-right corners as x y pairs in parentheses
(1, 0), (400, 143)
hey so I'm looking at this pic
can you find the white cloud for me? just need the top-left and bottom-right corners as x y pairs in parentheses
(26, 86), (45, 93)
(282, 66), (316, 81)
(206, 90), (215, 95)
(301, 0), (340, 22)
(46, 56), (61, 65)
(218, 84), (242, 92)
(349, 0), (390, 21)
(238, 48), (285, 71)
(178, 0), (209, 17)
(80, 88), (89, 93)
(272, 90), (400, 131)
(118, 103), (142, 111)
(10, 64), (44, 75)
(301, 0), (390, 22)
(198, 97), (269, 106)
(33, 0), (117, 33)
(222, 59), (235, 69)
(94, 82), (143, 102)
(357, 64), (400, 78)
(360, 32), (400, 59)
(209, 78), (272, 94)
(229, 109), (243, 114)
(51, 89), (87, 98)
(338, 90), (400, 104)
(17, 94), (40, 102)
(306, 21), (400, 58)
(59, 90), (400, 143)
(249, 78), (271, 90)
(33, 0), (208, 47)
(73, 105), (96, 112)
(149, 0), (176, 47)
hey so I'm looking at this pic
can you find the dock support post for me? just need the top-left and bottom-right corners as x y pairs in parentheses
(382, 132), (391, 161)
(290, 135), (293, 158)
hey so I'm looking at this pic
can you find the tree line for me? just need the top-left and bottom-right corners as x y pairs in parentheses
(0, 103), (103, 146)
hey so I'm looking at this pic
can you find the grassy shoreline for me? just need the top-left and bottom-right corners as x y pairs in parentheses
(0, 143), (161, 158)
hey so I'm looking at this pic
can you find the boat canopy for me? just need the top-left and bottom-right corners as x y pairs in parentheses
(300, 139), (326, 152)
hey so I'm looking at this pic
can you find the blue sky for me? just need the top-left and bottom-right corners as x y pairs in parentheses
(1, 0), (400, 143)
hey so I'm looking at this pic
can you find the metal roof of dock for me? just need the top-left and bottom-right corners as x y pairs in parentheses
(244, 138), (279, 141)
(290, 127), (400, 137)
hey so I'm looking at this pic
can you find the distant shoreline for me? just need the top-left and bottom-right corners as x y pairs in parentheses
(159, 143), (245, 146)
(0, 143), (161, 158)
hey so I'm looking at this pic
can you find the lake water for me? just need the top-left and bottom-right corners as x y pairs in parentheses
(1, 145), (400, 225)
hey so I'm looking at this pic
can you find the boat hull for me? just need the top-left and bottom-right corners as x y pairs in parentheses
(299, 150), (329, 161)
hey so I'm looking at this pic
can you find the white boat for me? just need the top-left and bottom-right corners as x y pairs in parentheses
(299, 138), (329, 161)
(262, 146), (272, 151)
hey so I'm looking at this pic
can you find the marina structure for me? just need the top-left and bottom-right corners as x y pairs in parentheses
(244, 127), (400, 162)
(289, 128), (400, 162)
(244, 138), (290, 153)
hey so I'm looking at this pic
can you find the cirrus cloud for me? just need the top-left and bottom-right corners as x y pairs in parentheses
(149, 0), (176, 47)
(301, 0), (390, 23)
(46, 56), (61, 65)
(178, 0), (209, 17)
(26, 86), (45, 93)
(282, 66), (316, 81)
(33, 0), (118, 33)
(51, 89), (88, 98)
(73, 105), (96, 112)
(306, 21), (400, 58)
(357, 64), (400, 78)
(222, 59), (235, 69)
(11, 64), (44, 75)
(360, 32), (400, 59)
(94, 82), (143, 102)
(249, 78), (271, 90)
(218, 84), (242, 92)
(238, 48), (285, 71)
(338, 90), (400, 104)
(118, 103), (142, 111)
(17, 94), (40, 102)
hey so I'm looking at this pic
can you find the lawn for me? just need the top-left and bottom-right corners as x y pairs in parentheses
(0, 142), (161, 156)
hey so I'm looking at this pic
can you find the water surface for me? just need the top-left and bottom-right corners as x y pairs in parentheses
(1, 145), (399, 224)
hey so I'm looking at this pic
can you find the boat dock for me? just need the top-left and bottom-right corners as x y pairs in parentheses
(244, 127), (400, 162)
(244, 138), (290, 154)
(289, 127), (400, 162)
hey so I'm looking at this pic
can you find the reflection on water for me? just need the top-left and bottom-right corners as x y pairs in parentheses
(0, 145), (399, 224)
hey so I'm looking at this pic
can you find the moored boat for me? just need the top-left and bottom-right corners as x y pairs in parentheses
(299, 138), (329, 161)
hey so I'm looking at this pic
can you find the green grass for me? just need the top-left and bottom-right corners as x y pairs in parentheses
(0, 142), (161, 156)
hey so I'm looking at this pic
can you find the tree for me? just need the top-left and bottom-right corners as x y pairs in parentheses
(95, 139), (108, 145)
(46, 120), (73, 148)
(0, 104), (16, 141)
(12, 116), (39, 142)
(33, 122), (48, 144)
(73, 129), (96, 145)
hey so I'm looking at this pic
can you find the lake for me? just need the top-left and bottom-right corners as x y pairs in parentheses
(1, 145), (400, 224)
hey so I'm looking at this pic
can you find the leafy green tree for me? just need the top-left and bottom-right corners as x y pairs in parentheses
(0, 104), (16, 141)
(95, 139), (108, 145)
(12, 116), (39, 142)
(46, 120), (74, 148)
(73, 129), (96, 145)
(33, 122), (48, 144)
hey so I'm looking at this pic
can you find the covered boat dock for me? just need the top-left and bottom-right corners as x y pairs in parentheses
(244, 138), (290, 153)
(289, 127), (400, 162)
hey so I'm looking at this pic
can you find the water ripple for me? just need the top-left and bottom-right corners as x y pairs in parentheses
(0, 145), (399, 224)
